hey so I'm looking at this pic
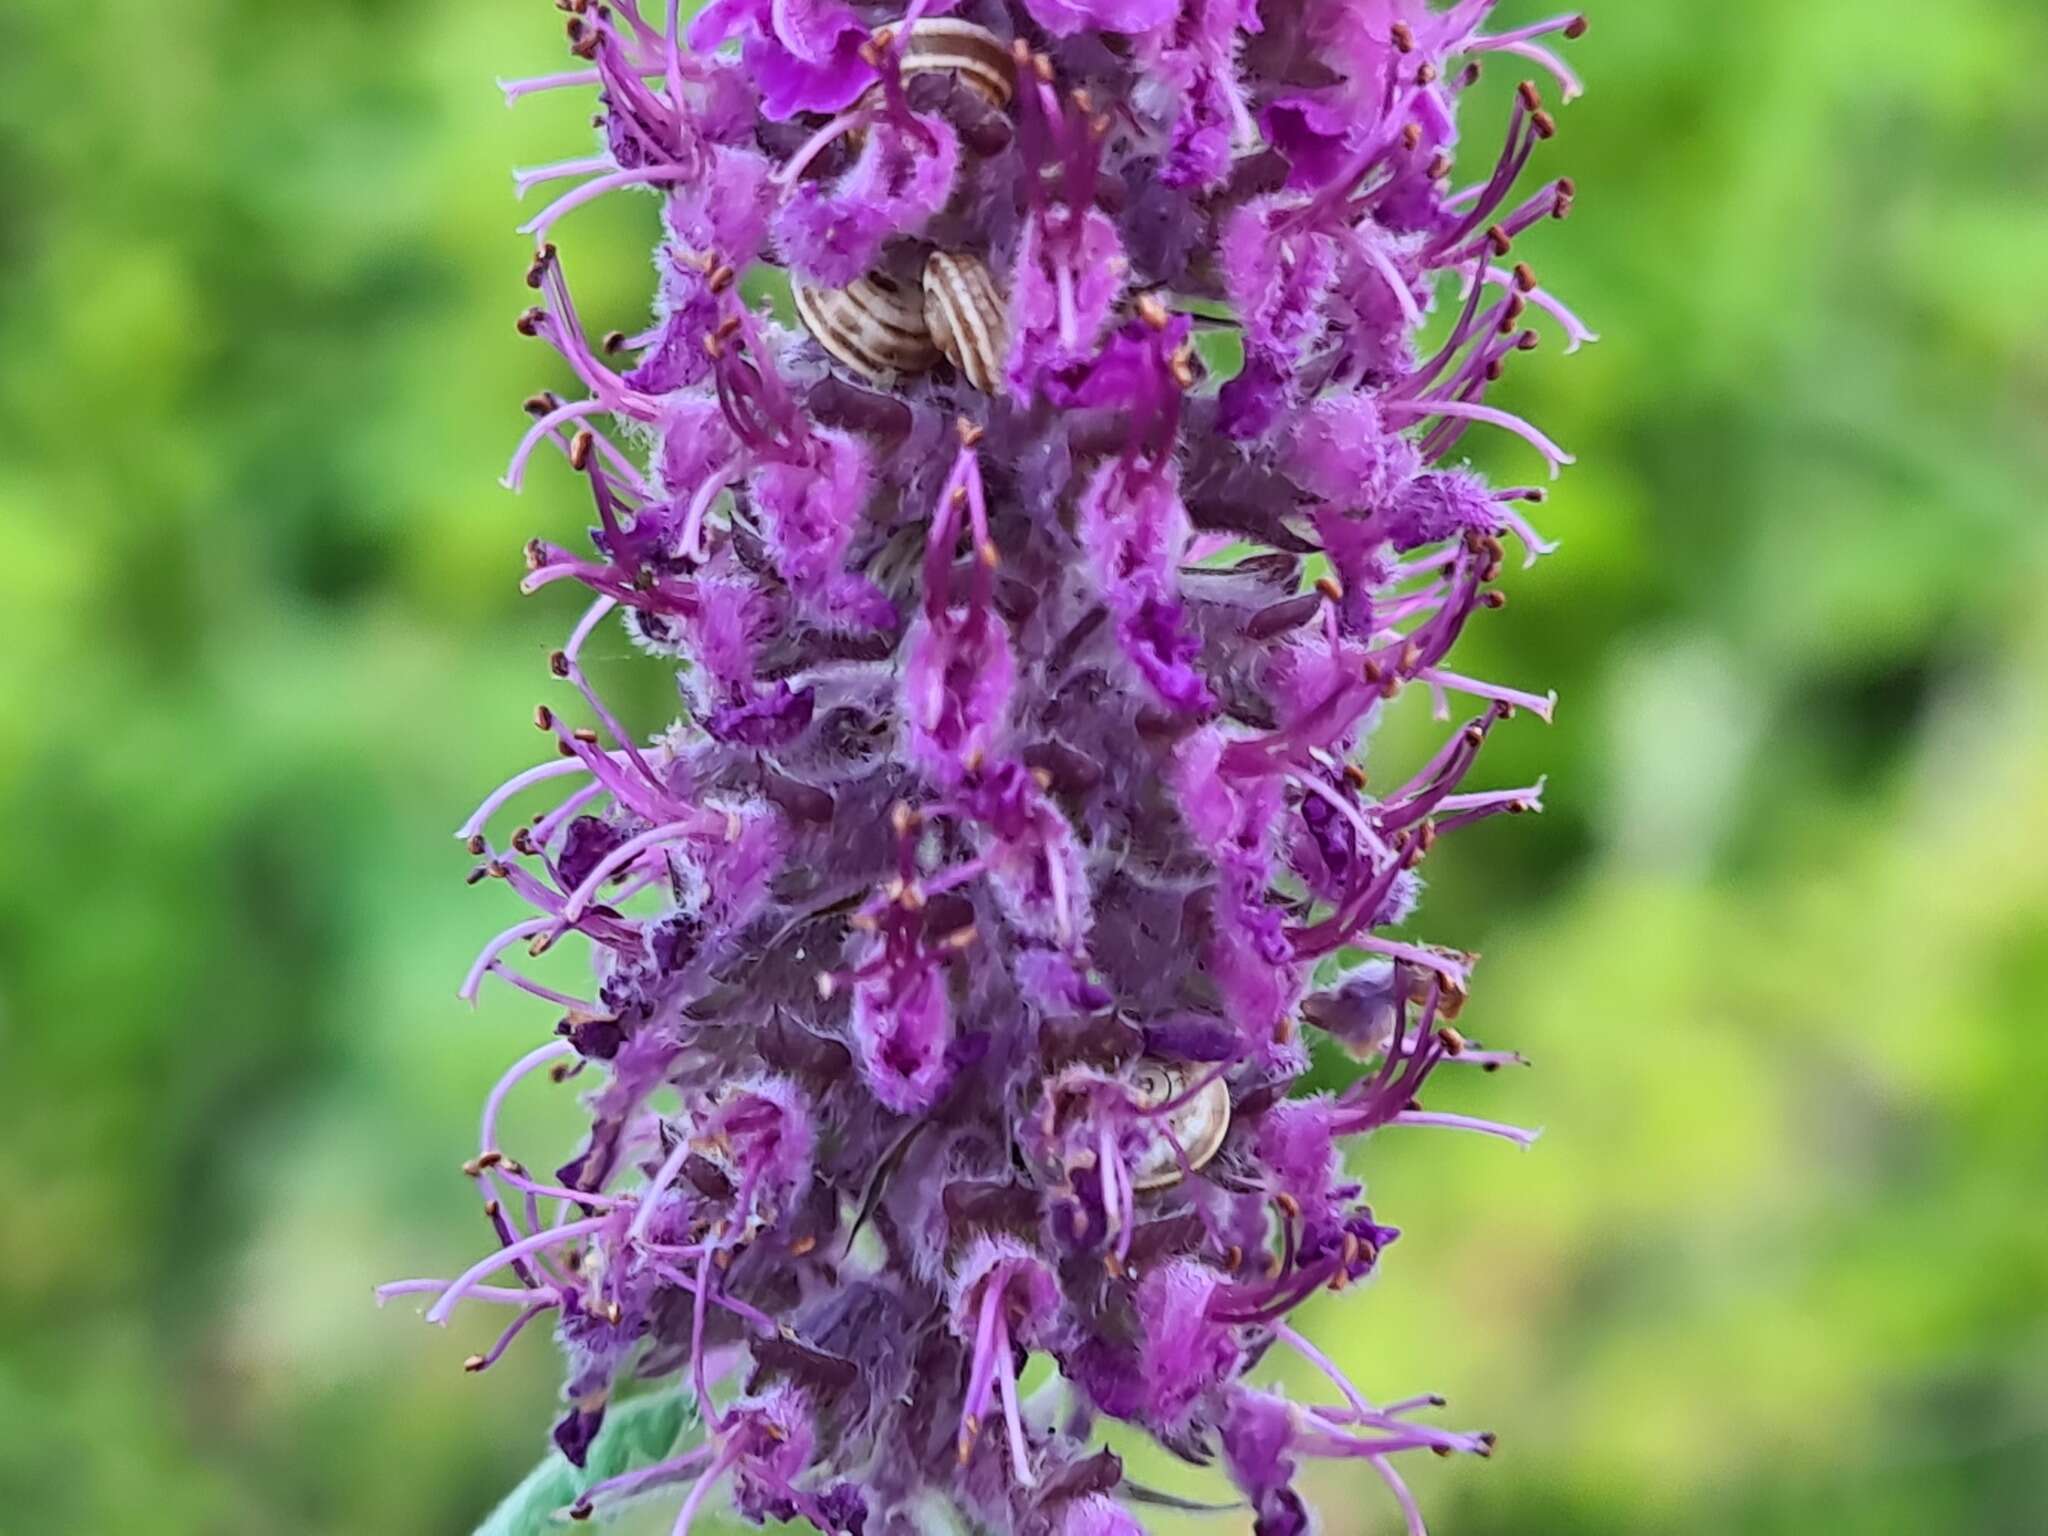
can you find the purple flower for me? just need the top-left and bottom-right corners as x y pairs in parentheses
(400, 3), (1593, 1533)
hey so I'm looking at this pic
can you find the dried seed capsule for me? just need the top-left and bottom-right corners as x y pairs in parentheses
(922, 251), (1008, 394)
(1127, 1059), (1232, 1191)
(793, 270), (939, 385)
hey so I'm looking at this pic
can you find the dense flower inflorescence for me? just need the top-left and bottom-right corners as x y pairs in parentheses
(387, 2), (1590, 1532)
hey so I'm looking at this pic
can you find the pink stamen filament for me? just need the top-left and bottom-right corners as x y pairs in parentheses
(518, 164), (692, 240)
(561, 817), (713, 920)
(425, 1215), (611, 1323)
(629, 1134), (694, 1246)
(1383, 397), (1574, 478)
(1391, 1109), (1539, 1145)
(459, 918), (553, 1002)
(481, 1040), (575, 1162)
(376, 1280), (547, 1307)
(1415, 667), (1557, 722)
(514, 155), (615, 197)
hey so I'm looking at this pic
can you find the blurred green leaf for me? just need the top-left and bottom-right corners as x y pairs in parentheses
(474, 1389), (700, 1536)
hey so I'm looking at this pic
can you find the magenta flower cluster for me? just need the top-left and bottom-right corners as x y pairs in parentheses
(385, 2), (1589, 1533)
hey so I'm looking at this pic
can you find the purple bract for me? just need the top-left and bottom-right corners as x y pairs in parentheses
(389, 2), (1592, 1532)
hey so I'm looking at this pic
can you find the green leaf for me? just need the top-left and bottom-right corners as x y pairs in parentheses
(473, 1389), (700, 1536)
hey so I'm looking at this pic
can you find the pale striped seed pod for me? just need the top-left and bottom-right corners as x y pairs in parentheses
(1127, 1059), (1232, 1191)
(922, 250), (1007, 394)
(792, 270), (940, 385)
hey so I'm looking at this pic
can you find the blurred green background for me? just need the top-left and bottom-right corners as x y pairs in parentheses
(4, 0), (2046, 1532)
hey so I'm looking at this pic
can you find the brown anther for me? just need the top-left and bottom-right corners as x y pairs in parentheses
(549, 1060), (575, 1082)
(1343, 763), (1369, 790)
(1032, 52), (1054, 83)
(1481, 590), (1508, 609)
(1315, 575), (1344, 603)
(483, 1199), (503, 1219)
(569, 23), (600, 58)
(1328, 1265), (1350, 1293)
(569, 1500), (594, 1521)
(848, 912), (878, 933)
(464, 866), (488, 886)
(1103, 1253), (1124, 1279)
(548, 650), (572, 680)
(601, 330), (626, 355)
(1390, 19), (1415, 51)
(707, 263), (736, 294)
(1135, 293), (1170, 331)
(1402, 121), (1423, 151)
(1516, 328), (1540, 351)
(1437, 1026), (1467, 1056)
(522, 392), (556, 416)
(1415, 62), (1437, 86)
(515, 307), (545, 336)
(979, 539), (1001, 570)
(572, 727), (600, 745)
(1501, 293), (1527, 328)
(943, 925), (979, 951)
(463, 1353), (488, 1372)
(954, 415), (985, 448)
(1399, 640), (1422, 672)
(534, 704), (556, 732)
(1512, 261), (1538, 293)
(525, 244), (556, 289)
(1009, 37), (1031, 65)
(1224, 1244), (1243, 1271)
(713, 1249), (732, 1272)
(604, 1299), (623, 1325)
(789, 1234), (818, 1257)
(1486, 224), (1512, 257)
(466, 834), (488, 858)
(890, 800), (919, 837)
(1532, 109), (1556, 139)
(1517, 80), (1543, 112)
(1485, 359), (1505, 382)
(899, 882), (927, 911)
(1030, 766), (1054, 791)
(1274, 1191), (1301, 1221)
(1262, 1251), (1285, 1279)
(1428, 151), (1453, 181)
(1509, 798), (1532, 815)
(1070, 87), (1094, 115)
(568, 430), (594, 471)
(1169, 347), (1198, 390)
(1362, 658), (1385, 686)
(509, 824), (536, 854)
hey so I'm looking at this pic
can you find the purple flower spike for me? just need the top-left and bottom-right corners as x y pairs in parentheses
(406, 3), (1593, 1533)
